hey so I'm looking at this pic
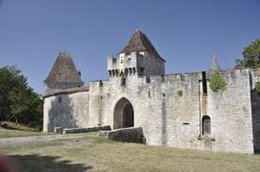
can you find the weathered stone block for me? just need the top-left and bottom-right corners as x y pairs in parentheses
(62, 125), (111, 134)
(54, 127), (63, 134)
(98, 127), (145, 144)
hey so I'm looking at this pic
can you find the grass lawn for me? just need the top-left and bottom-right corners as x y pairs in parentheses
(2, 132), (260, 172)
(0, 121), (46, 138)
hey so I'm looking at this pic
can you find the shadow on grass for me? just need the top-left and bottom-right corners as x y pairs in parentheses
(9, 154), (92, 172)
(0, 122), (40, 132)
(0, 124), (23, 131)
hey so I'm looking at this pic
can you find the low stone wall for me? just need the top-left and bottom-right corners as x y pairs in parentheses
(60, 125), (111, 134)
(98, 127), (145, 143)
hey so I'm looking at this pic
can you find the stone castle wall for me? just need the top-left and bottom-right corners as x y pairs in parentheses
(43, 68), (258, 154)
(43, 90), (90, 132)
(250, 69), (260, 151)
(107, 51), (165, 77)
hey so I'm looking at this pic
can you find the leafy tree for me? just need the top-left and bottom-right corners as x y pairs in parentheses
(209, 71), (227, 92)
(0, 66), (42, 127)
(236, 39), (260, 69)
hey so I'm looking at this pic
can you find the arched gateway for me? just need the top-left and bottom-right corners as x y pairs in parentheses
(113, 97), (134, 129)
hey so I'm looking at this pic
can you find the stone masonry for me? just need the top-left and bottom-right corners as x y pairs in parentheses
(43, 30), (260, 154)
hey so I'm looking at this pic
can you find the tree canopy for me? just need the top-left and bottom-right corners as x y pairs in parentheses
(0, 66), (42, 127)
(236, 39), (260, 69)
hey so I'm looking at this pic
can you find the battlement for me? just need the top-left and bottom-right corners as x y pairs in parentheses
(91, 68), (253, 91)
(43, 30), (260, 154)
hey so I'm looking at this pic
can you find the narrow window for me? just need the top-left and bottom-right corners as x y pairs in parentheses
(140, 67), (144, 75)
(99, 80), (103, 87)
(161, 75), (165, 82)
(202, 71), (207, 94)
(202, 116), (211, 135)
(146, 76), (151, 83)
(58, 97), (62, 103)
(121, 77), (126, 86)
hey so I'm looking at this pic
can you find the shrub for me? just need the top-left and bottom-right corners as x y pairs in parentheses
(177, 90), (183, 97)
(209, 71), (227, 92)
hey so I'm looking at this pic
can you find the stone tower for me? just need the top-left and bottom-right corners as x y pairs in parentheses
(107, 30), (165, 77)
(44, 52), (84, 94)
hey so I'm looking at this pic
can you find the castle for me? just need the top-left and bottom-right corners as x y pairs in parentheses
(43, 30), (260, 154)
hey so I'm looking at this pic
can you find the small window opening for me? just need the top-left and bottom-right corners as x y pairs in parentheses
(121, 77), (126, 86)
(202, 116), (211, 135)
(99, 80), (103, 87)
(140, 67), (145, 75)
(202, 71), (207, 94)
(58, 97), (62, 103)
(162, 93), (166, 97)
(161, 75), (165, 82)
(146, 76), (151, 83)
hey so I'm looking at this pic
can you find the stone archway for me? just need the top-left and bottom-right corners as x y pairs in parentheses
(113, 97), (134, 129)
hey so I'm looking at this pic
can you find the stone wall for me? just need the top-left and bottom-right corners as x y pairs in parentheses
(43, 90), (90, 132)
(107, 51), (165, 77)
(87, 69), (254, 153)
(205, 69), (254, 153)
(99, 127), (145, 143)
(250, 69), (260, 152)
(138, 51), (165, 76)
(43, 68), (256, 154)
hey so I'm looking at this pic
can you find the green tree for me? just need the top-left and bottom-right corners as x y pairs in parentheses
(0, 66), (42, 127)
(236, 39), (260, 69)
(209, 71), (227, 92)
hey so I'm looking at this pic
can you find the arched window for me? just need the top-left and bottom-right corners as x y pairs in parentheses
(202, 116), (211, 135)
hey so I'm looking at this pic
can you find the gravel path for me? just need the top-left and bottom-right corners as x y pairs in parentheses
(0, 133), (89, 148)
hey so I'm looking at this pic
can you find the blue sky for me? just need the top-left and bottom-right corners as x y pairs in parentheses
(0, 0), (259, 94)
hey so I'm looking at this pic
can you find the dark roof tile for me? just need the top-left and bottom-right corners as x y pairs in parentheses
(45, 52), (84, 89)
(121, 30), (165, 62)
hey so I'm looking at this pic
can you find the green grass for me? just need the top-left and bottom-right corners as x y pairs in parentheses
(0, 121), (45, 138)
(3, 132), (260, 172)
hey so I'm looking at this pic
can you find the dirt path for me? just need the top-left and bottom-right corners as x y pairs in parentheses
(0, 133), (90, 148)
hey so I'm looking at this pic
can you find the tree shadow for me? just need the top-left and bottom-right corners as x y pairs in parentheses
(9, 154), (92, 172)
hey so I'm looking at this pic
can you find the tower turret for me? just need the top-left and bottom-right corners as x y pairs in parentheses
(107, 30), (165, 77)
(44, 52), (84, 94)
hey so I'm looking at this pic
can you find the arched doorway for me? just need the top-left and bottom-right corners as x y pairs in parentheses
(202, 115), (211, 135)
(113, 97), (134, 129)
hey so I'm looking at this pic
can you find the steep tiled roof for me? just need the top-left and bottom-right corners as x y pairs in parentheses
(121, 30), (165, 62)
(45, 52), (84, 89)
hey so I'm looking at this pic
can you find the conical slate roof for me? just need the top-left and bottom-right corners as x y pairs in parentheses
(210, 56), (221, 71)
(121, 30), (165, 62)
(45, 52), (84, 89)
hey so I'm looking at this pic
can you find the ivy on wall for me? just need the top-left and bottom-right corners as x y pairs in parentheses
(209, 71), (227, 92)
(176, 90), (183, 97)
